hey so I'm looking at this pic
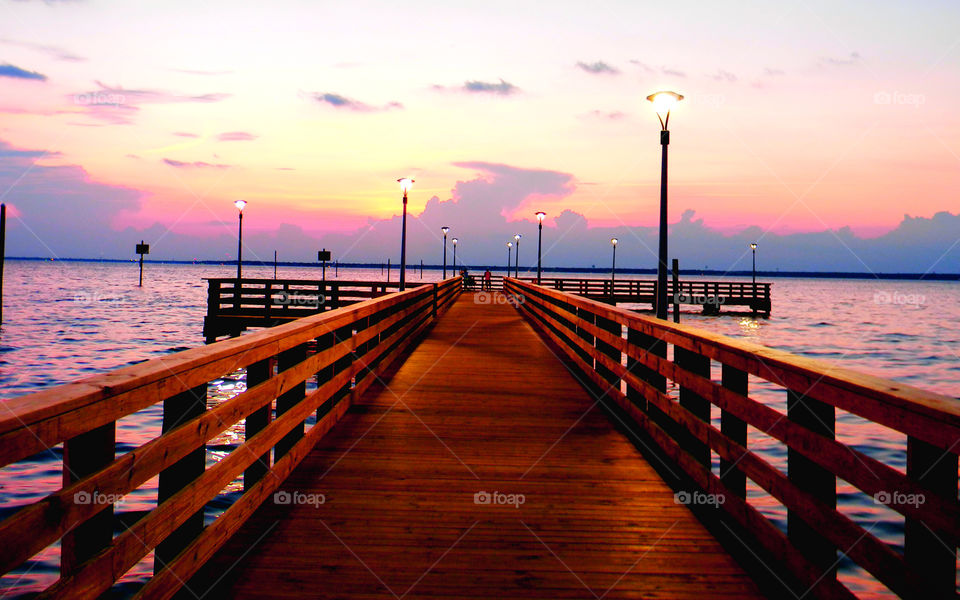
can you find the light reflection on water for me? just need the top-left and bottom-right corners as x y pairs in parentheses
(0, 262), (957, 597)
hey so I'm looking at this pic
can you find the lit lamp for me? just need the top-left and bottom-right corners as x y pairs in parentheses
(397, 178), (414, 291)
(611, 238), (619, 285)
(514, 233), (522, 278)
(441, 226), (450, 278)
(535, 211), (546, 284)
(451, 237), (458, 274)
(506, 242), (513, 276)
(750, 242), (758, 303)
(647, 90), (683, 320)
(234, 199), (247, 280)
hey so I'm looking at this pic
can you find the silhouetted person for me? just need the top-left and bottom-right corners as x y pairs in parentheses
(483, 269), (492, 291)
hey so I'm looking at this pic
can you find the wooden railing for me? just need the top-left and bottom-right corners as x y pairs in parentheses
(203, 278), (403, 341)
(505, 278), (959, 599)
(519, 277), (772, 314)
(0, 277), (462, 599)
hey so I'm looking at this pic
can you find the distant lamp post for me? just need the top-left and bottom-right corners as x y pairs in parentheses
(535, 211), (546, 284)
(451, 237), (458, 274)
(750, 242), (758, 299)
(441, 226), (450, 278)
(506, 242), (513, 276)
(647, 90), (683, 320)
(610, 238), (618, 285)
(234, 199), (247, 279)
(514, 233), (522, 278)
(397, 178), (414, 291)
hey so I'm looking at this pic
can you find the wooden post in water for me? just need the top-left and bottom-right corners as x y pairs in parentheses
(387, 259), (391, 282)
(671, 258), (680, 323)
(420, 259), (423, 279)
(273, 250), (277, 279)
(335, 260), (338, 277)
(136, 240), (149, 287)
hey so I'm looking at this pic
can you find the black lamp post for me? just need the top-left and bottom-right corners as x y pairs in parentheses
(452, 237), (458, 274)
(750, 242), (758, 299)
(234, 199), (246, 279)
(647, 90), (683, 320)
(611, 238), (618, 284)
(514, 234), (521, 278)
(397, 178), (414, 291)
(506, 242), (512, 276)
(535, 211), (546, 284)
(442, 226), (450, 278)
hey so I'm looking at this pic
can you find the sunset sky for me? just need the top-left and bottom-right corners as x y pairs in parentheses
(1, 0), (959, 270)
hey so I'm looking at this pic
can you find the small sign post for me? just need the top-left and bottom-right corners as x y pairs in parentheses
(136, 241), (150, 287)
(318, 249), (331, 281)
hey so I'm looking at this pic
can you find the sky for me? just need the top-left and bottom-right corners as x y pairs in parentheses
(0, 0), (959, 273)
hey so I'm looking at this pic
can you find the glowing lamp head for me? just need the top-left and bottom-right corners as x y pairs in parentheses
(646, 90), (683, 128)
(452, 237), (458, 246)
(535, 211), (546, 223)
(750, 243), (758, 250)
(514, 234), (521, 241)
(234, 199), (247, 212)
(507, 242), (513, 248)
(611, 237), (618, 246)
(441, 226), (450, 235)
(397, 178), (414, 193)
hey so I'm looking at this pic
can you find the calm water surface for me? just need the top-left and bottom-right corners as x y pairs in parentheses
(0, 261), (957, 598)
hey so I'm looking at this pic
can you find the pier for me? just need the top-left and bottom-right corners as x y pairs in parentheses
(203, 275), (771, 341)
(1, 277), (956, 599)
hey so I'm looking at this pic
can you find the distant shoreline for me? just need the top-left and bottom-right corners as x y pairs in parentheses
(7, 256), (958, 281)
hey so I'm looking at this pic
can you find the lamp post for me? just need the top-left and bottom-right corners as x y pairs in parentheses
(506, 242), (513, 276)
(514, 234), (521, 278)
(397, 178), (414, 291)
(611, 238), (618, 285)
(750, 242), (758, 302)
(442, 226), (450, 278)
(451, 238), (458, 274)
(535, 211), (546, 284)
(647, 90), (683, 320)
(234, 199), (246, 279)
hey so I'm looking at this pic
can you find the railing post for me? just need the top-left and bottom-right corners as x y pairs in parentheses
(244, 359), (273, 490)
(787, 390), (837, 577)
(675, 348), (711, 467)
(433, 283), (438, 318)
(204, 280), (221, 343)
(275, 343), (307, 460)
(905, 436), (958, 597)
(720, 365), (748, 498)
(61, 422), (116, 576)
(155, 384), (207, 573)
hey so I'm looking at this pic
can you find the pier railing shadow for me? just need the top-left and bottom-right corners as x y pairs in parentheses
(0, 277), (462, 598)
(505, 277), (959, 599)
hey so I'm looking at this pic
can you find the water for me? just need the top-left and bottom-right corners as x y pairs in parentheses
(0, 260), (957, 598)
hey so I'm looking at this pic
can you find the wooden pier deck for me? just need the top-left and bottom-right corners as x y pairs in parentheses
(5, 276), (958, 599)
(188, 294), (763, 599)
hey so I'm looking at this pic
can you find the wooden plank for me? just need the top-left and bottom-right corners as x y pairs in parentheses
(60, 422), (115, 576)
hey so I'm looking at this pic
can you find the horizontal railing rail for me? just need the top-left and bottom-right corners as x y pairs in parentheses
(505, 277), (958, 599)
(0, 277), (462, 599)
(517, 276), (771, 314)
